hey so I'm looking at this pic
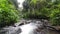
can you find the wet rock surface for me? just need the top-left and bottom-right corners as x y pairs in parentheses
(0, 19), (60, 34)
(0, 26), (21, 34)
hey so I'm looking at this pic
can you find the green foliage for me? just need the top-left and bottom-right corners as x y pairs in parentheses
(22, 0), (60, 25)
(0, 0), (20, 27)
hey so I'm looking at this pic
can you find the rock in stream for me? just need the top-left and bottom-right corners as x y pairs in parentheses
(0, 19), (60, 34)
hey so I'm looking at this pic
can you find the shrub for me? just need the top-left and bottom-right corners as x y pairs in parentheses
(0, 0), (20, 27)
(22, 0), (60, 26)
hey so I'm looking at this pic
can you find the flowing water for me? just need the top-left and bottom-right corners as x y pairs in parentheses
(0, 0), (60, 34)
(0, 19), (60, 34)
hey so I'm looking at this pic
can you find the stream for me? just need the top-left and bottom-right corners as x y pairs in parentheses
(0, 19), (60, 34)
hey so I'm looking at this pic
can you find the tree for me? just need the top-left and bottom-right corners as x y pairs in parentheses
(0, 0), (20, 27)
(22, 0), (60, 25)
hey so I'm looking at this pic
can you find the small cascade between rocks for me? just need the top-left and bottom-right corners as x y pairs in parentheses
(0, 19), (60, 34)
(0, 0), (60, 34)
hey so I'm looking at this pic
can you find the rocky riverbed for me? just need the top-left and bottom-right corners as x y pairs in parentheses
(0, 19), (60, 34)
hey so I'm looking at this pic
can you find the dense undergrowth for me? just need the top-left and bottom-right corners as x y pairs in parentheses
(0, 0), (20, 27)
(22, 0), (60, 26)
(0, 0), (60, 27)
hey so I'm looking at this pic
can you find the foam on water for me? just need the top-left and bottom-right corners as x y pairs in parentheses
(19, 23), (40, 34)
